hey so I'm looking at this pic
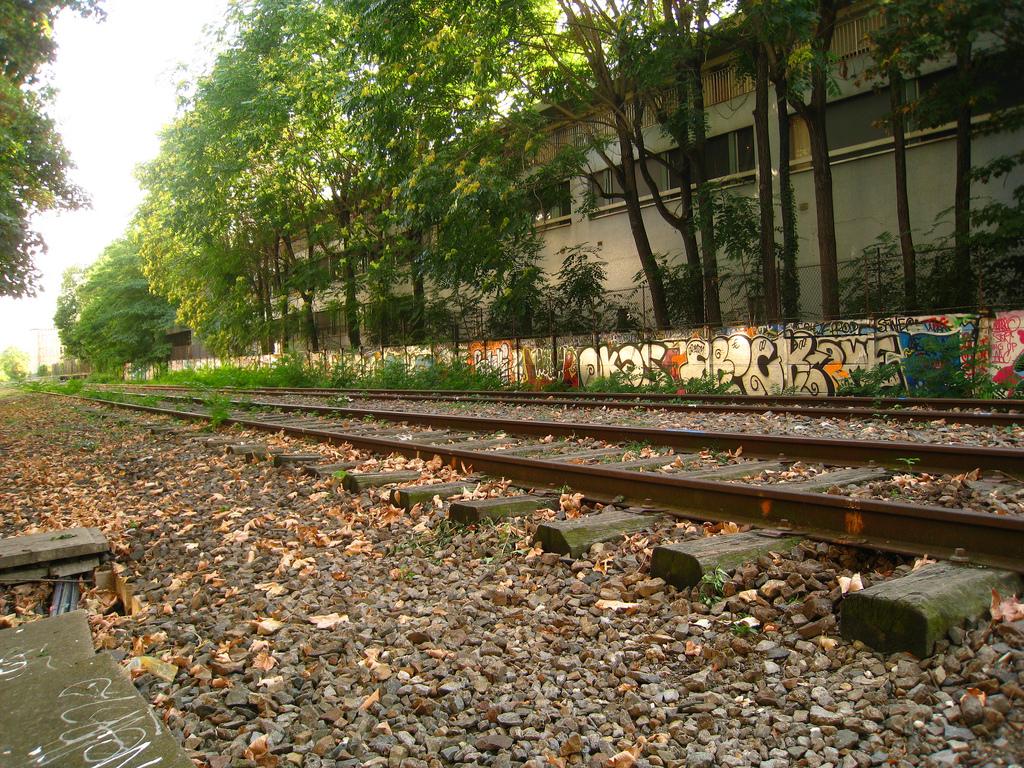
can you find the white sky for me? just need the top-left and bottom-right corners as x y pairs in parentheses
(0, 0), (230, 356)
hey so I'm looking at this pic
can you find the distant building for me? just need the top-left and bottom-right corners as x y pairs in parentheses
(28, 328), (63, 373)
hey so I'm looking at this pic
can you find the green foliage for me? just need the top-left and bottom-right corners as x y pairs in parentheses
(699, 567), (729, 607)
(902, 336), (1008, 399)
(151, 354), (506, 392)
(0, 1), (102, 297)
(713, 190), (765, 322)
(581, 368), (733, 395)
(0, 347), (30, 381)
(53, 239), (176, 372)
(836, 362), (903, 397)
(552, 244), (610, 334)
(203, 392), (232, 429)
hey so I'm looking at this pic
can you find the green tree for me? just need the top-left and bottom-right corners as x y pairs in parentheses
(0, 1), (103, 297)
(56, 239), (176, 372)
(0, 347), (30, 381)
(54, 265), (84, 358)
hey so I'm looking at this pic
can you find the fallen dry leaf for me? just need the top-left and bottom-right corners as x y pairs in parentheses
(253, 617), (284, 636)
(360, 688), (380, 710)
(962, 687), (987, 706)
(606, 737), (646, 768)
(838, 573), (864, 594)
(308, 613), (350, 629)
(595, 599), (639, 612)
(251, 651), (276, 671)
(991, 589), (1024, 623)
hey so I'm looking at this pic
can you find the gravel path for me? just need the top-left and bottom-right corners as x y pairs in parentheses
(2, 393), (1023, 768)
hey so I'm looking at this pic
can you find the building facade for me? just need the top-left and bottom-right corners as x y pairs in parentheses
(534, 7), (1023, 325)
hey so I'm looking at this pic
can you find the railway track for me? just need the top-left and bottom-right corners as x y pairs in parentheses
(55, 390), (1024, 573)
(104, 383), (1024, 427)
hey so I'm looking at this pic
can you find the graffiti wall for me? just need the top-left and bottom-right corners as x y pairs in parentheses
(152, 311), (1020, 396)
(467, 313), (996, 395)
(990, 310), (1024, 394)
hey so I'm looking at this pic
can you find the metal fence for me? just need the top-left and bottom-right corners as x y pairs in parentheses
(158, 242), (1019, 357)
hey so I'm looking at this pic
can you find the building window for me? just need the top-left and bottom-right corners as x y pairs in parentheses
(588, 166), (625, 203)
(533, 179), (572, 223)
(826, 88), (891, 150)
(638, 147), (685, 195)
(705, 126), (754, 179)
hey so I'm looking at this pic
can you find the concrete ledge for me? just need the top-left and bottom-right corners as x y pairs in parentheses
(536, 508), (657, 558)
(0, 610), (94, 682)
(0, 652), (193, 768)
(840, 562), (1023, 657)
(448, 495), (551, 524)
(651, 531), (803, 589)
(0, 528), (108, 573)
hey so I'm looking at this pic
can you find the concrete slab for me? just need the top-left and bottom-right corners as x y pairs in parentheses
(602, 454), (694, 471)
(272, 453), (324, 467)
(784, 466), (890, 492)
(226, 444), (283, 461)
(0, 611), (94, 684)
(0, 652), (193, 768)
(0, 528), (108, 573)
(536, 508), (659, 558)
(841, 562), (1023, 656)
(302, 462), (361, 478)
(651, 531), (804, 589)
(389, 481), (481, 511)
(341, 470), (423, 492)
(685, 461), (787, 481)
(448, 495), (552, 524)
(50, 556), (102, 578)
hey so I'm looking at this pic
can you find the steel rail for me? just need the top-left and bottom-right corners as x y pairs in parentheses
(109, 384), (1024, 426)
(103, 390), (1024, 477)
(110, 383), (1024, 412)
(55, 393), (1024, 572)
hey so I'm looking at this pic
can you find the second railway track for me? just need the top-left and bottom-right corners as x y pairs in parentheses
(55, 389), (1024, 572)
(103, 383), (1024, 427)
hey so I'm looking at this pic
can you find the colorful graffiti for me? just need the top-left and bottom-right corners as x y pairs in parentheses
(157, 312), (1020, 396)
(991, 310), (1024, 394)
(552, 314), (985, 395)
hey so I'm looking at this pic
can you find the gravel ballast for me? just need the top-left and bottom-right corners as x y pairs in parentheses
(1, 392), (1023, 768)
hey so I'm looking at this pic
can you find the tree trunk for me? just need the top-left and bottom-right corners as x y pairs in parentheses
(676, 159), (706, 325)
(889, 68), (917, 310)
(272, 236), (287, 353)
(302, 293), (319, 353)
(805, 109), (840, 319)
(344, 256), (361, 348)
(631, 113), (705, 325)
(953, 36), (974, 305)
(754, 49), (780, 322)
(690, 161), (722, 326)
(791, 0), (840, 321)
(411, 255), (426, 341)
(775, 83), (800, 320)
(617, 131), (671, 329)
